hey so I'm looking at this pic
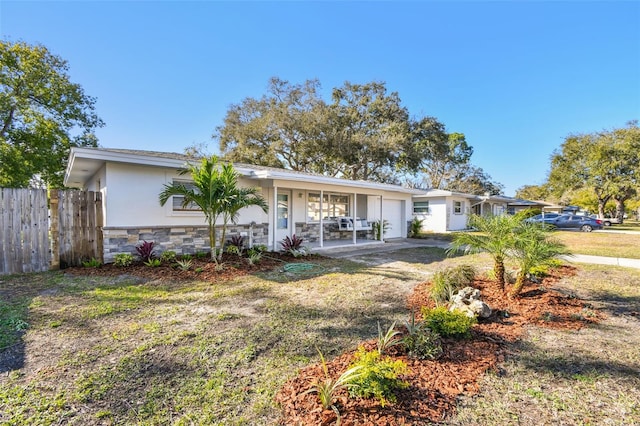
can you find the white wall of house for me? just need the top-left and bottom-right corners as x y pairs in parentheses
(413, 195), (473, 232)
(97, 163), (268, 227)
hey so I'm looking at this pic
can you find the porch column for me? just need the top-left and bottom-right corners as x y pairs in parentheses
(272, 186), (278, 250)
(379, 195), (384, 243)
(319, 190), (324, 248)
(352, 192), (357, 244)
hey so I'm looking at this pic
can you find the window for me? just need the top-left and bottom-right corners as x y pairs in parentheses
(453, 201), (463, 215)
(307, 192), (350, 221)
(172, 180), (200, 211)
(413, 201), (429, 214)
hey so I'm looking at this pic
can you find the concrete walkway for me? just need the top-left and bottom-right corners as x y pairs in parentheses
(315, 238), (640, 270)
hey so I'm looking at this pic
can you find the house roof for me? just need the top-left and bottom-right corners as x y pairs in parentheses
(413, 189), (511, 203)
(65, 147), (423, 194)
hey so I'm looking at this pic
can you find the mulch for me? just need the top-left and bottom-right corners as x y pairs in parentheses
(275, 265), (604, 425)
(63, 259), (601, 425)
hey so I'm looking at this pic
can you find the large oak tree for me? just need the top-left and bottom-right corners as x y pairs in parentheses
(1, 41), (104, 188)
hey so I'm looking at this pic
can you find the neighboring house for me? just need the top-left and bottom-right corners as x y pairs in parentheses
(64, 148), (422, 262)
(412, 190), (511, 232)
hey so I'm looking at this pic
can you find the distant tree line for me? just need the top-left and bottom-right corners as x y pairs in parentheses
(214, 77), (503, 195)
(515, 121), (640, 221)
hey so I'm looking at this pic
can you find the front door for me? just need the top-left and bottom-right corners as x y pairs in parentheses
(276, 191), (291, 244)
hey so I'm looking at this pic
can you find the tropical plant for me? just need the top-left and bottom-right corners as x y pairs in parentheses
(347, 346), (408, 407)
(421, 306), (476, 339)
(408, 217), (424, 238)
(143, 258), (162, 267)
(376, 321), (403, 355)
(447, 214), (522, 291)
(509, 221), (571, 298)
(252, 244), (268, 252)
(180, 253), (193, 261)
(195, 251), (209, 259)
(372, 219), (391, 240)
(175, 259), (192, 271)
(226, 235), (245, 256)
(304, 348), (363, 417)
(113, 253), (134, 267)
(280, 234), (304, 252)
(246, 249), (263, 265)
(135, 240), (156, 262)
(159, 156), (268, 263)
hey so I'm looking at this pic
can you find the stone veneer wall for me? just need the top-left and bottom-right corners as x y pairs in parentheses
(295, 222), (374, 243)
(102, 223), (269, 263)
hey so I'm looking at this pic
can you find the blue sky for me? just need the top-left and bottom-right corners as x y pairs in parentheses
(2, 1), (639, 196)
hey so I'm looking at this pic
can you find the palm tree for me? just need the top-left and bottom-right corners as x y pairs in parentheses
(447, 214), (521, 290)
(159, 156), (267, 263)
(509, 221), (570, 298)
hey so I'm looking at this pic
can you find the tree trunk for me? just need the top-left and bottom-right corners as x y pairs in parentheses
(208, 217), (217, 263)
(494, 257), (506, 291)
(509, 274), (526, 299)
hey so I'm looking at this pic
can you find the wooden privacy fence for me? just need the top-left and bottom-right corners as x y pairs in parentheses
(0, 189), (103, 275)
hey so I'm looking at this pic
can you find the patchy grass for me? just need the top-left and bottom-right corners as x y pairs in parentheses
(1, 250), (639, 425)
(552, 231), (640, 259)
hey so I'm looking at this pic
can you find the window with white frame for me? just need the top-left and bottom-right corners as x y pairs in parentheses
(171, 180), (200, 211)
(307, 192), (350, 221)
(413, 201), (429, 214)
(453, 200), (463, 214)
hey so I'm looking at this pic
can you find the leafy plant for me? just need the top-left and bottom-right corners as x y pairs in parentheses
(175, 259), (192, 271)
(82, 257), (102, 268)
(247, 249), (262, 265)
(348, 346), (408, 406)
(377, 321), (403, 355)
(195, 251), (208, 260)
(180, 253), (193, 261)
(135, 240), (156, 262)
(143, 258), (162, 267)
(252, 244), (268, 253)
(289, 247), (311, 258)
(280, 234), (304, 252)
(160, 250), (177, 263)
(113, 253), (134, 267)
(409, 217), (424, 238)
(403, 324), (442, 360)
(421, 306), (476, 339)
(429, 264), (477, 306)
(304, 348), (363, 416)
(372, 219), (391, 240)
(227, 235), (245, 256)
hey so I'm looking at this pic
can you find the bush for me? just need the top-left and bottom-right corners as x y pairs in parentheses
(160, 250), (177, 263)
(409, 217), (424, 238)
(144, 258), (162, 267)
(348, 346), (408, 406)
(82, 257), (102, 268)
(429, 264), (477, 306)
(114, 253), (134, 267)
(421, 306), (476, 339)
(403, 324), (443, 360)
(135, 240), (156, 261)
(246, 249), (262, 265)
(253, 244), (268, 253)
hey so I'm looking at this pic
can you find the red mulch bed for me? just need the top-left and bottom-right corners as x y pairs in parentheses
(275, 265), (603, 425)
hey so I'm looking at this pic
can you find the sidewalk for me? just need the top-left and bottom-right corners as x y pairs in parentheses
(317, 238), (640, 270)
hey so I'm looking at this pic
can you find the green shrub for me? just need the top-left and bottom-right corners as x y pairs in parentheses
(409, 217), (424, 238)
(429, 264), (477, 305)
(348, 346), (408, 406)
(195, 251), (208, 259)
(402, 324), (443, 360)
(175, 259), (192, 271)
(253, 244), (268, 253)
(143, 258), (162, 267)
(113, 253), (134, 267)
(82, 258), (102, 268)
(246, 249), (262, 265)
(421, 306), (476, 339)
(180, 253), (193, 261)
(160, 250), (177, 263)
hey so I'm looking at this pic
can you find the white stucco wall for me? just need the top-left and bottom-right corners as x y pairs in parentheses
(100, 163), (268, 227)
(413, 196), (473, 232)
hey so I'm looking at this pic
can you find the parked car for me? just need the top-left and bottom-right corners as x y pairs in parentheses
(525, 213), (561, 224)
(600, 216), (621, 226)
(549, 214), (603, 232)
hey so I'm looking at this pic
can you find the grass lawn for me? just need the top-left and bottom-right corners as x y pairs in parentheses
(552, 230), (640, 259)
(1, 247), (639, 425)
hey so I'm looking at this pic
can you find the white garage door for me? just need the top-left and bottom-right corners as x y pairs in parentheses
(384, 200), (404, 239)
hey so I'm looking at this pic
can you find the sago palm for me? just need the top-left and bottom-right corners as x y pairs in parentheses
(509, 221), (570, 298)
(447, 214), (521, 291)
